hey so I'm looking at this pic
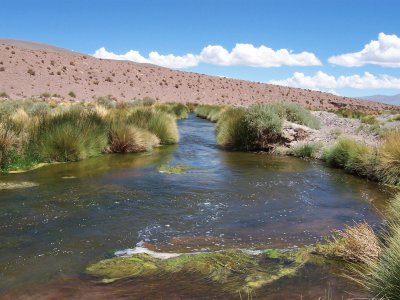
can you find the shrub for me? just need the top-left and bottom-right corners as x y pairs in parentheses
(107, 122), (159, 153)
(68, 91), (76, 98)
(377, 131), (400, 186)
(361, 115), (378, 125)
(33, 110), (108, 162)
(244, 104), (283, 149)
(27, 69), (35, 76)
(96, 96), (117, 108)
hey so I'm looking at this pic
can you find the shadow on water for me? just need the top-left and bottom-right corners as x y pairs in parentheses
(0, 113), (395, 299)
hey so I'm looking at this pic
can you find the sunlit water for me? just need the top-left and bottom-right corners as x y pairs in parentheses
(0, 114), (393, 299)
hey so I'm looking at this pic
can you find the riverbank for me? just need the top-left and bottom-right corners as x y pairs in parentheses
(0, 98), (188, 173)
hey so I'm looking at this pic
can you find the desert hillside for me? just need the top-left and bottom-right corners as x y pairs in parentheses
(0, 39), (394, 110)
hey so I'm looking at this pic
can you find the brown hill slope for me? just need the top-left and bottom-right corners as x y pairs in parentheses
(0, 39), (394, 110)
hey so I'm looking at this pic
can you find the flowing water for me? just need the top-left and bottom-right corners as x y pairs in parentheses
(0, 114), (393, 299)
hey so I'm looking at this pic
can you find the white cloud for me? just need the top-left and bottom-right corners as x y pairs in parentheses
(329, 33), (400, 67)
(269, 71), (400, 90)
(93, 43), (322, 68)
(200, 44), (322, 67)
(93, 47), (199, 68)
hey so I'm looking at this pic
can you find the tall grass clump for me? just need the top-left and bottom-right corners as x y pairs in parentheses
(0, 119), (19, 170)
(289, 143), (321, 158)
(243, 104), (283, 149)
(215, 108), (249, 149)
(33, 109), (108, 162)
(323, 138), (377, 177)
(214, 102), (320, 151)
(155, 103), (189, 119)
(269, 102), (320, 129)
(127, 107), (179, 144)
(315, 221), (380, 263)
(194, 105), (224, 122)
(377, 131), (400, 186)
(107, 122), (159, 153)
(345, 194), (400, 299)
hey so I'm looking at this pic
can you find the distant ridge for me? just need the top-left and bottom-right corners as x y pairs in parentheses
(359, 94), (400, 106)
(0, 38), (395, 110)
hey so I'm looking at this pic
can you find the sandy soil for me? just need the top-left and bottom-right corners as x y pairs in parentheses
(0, 39), (396, 111)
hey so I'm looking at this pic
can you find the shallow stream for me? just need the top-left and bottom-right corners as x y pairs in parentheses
(0, 114), (393, 299)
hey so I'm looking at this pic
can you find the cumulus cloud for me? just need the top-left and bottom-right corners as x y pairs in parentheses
(329, 33), (400, 67)
(269, 71), (400, 90)
(93, 43), (321, 68)
(93, 47), (199, 68)
(200, 44), (321, 67)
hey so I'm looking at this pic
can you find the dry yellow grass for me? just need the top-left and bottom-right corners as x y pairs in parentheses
(316, 221), (380, 262)
(378, 131), (400, 185)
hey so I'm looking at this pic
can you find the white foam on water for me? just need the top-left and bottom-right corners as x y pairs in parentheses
(114, 241), (265, 259)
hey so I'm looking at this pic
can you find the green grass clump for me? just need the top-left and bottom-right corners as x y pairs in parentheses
(215, 108), (250, 150)
(128, 107), (179, 144)
(323, 138), (377, 177)
(361, 115), (378, 125)
(107, 121), (159, 153)
(155, 103), (189, 119)
(194, 105), (224, 122)
(268, 102), (320, 129)
(290, 143), (321, 158)
(377, 131), (400, 186)
(214, 102), (320, 151)
(346, 194), (400, 299)
(33, 110), (108, 162)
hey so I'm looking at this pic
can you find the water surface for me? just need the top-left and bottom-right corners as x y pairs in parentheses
(0, 114), (392, 299)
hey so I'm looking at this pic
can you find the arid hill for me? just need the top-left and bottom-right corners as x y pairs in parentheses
(0, 39), (395, 110)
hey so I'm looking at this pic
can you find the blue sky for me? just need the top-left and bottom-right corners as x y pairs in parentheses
(2, 0), (400, 97)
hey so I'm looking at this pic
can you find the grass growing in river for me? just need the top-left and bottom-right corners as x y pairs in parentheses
(33, 109), (108, 162)
(289, 143), (321, 158)
(323, 138), (377, 178)
(377, 131), (400, 186)
(107, 122), (159, 153)
(0, 98), (183, 172)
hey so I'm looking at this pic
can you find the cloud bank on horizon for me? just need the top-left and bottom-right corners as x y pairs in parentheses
(93, 33), (400, 94)
(94, 43), (322, 69)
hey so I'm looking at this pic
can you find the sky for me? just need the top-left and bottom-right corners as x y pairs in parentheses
(1, 0), (400, 97)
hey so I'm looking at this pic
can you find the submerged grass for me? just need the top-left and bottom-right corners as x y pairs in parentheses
(86, 248), (309, 294)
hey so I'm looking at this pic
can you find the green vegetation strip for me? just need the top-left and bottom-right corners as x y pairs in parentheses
(0, 98), (189, 173)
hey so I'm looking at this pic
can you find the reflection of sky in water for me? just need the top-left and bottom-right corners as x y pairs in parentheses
(0, 113), (393, 294)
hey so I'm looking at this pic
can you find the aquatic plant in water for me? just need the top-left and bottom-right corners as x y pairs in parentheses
(158, 164), (193, 174)
(86, 248), (310, 294)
